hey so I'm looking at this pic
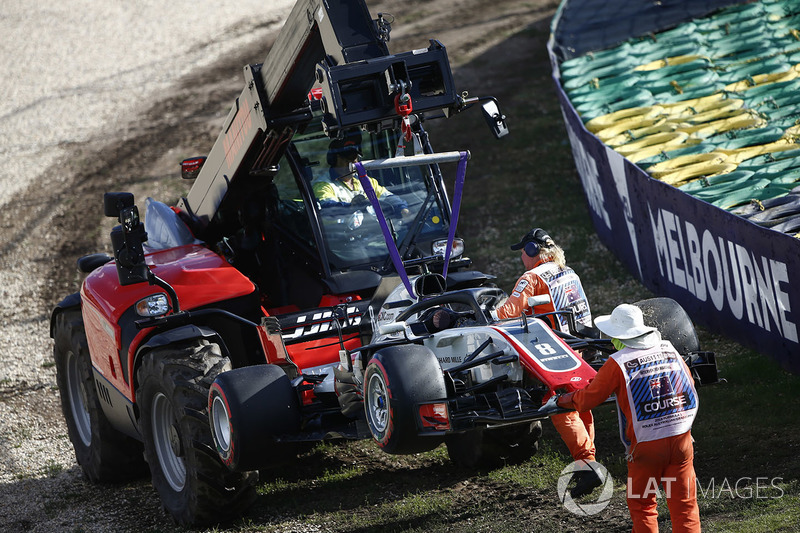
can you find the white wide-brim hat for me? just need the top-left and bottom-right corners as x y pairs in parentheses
(594, 303), (657, 340)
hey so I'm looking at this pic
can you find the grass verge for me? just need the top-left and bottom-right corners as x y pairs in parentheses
(233, 9), (800, 533)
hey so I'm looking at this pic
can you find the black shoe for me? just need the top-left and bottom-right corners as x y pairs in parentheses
(570, 469), (603, 498)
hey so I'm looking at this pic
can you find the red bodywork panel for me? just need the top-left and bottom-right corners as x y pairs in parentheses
(81, 244), (364, 404)
(81, 245), (256, 399)
(490, 319), (596, 394)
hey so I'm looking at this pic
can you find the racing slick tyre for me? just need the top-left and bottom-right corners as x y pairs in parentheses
(446, 421), (543, 469)
(137, 340), (257, 526)
(364, 345), (446, 455)
(634, 297), (700, 354)
(52, 308), (147, 482)
(209, 364), (301, 472)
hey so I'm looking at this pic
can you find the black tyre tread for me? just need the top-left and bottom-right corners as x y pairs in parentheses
(446, 421), (542, 469)
(445, 430), (484, 468)
(52, 309), (146, 482)
(633, 297), (700, 354)
(137, 341), (256, 527)
(209, 364), (302, 471)
(364, 345), (446, 455)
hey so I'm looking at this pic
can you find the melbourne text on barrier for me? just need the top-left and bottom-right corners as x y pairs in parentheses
(648, 205), (797, 343)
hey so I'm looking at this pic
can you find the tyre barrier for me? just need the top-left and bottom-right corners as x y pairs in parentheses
(575, 88), (656, 122)
(762, 104), (800, 122)
(593, 98), (750, 146)
(635, 57), (714, 81)
(603, 121), (679, 148)
(614, 131), (695, 164)
(710, 181), (797, 210)
(585, 104), (667, 133)
(707, 126), (785, 151)
(647, 152), (736, 186)
(636, 41), (710, 64)
(675, 98), (746, 125)
(656, 83), (727, 104)
(691, 178), (773, 206)
(638, 69), (720, 96)
(729, 76), (800, 101)
(748, 80), (800, 112)
(681, 111), (765, 139)
(659, 93), (730, 116)
(635, 143), (714, 169)
(633, 54), (710, 72)
(679, 169), (754, 193)
(746, 192), (800, 227)
(552, 0), (800, 368)
(560, 42), (634, 77)
(715, 57), (792, 83)
(717, 136), (800, 164)
(739, 151), (800, 172)
(567, 74), (639, 99)
(733, 147), (800, 176)
(559, 0), (800, 235)
(753, 166), (800, 185)
(723, 68), (799, 93)
(730, 186), (800, 216)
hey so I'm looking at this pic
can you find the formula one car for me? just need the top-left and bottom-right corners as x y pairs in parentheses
(330, 281), (718, 468)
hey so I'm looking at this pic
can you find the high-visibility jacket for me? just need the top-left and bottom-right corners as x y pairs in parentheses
(569, 340), (698, 453)
(493, 259), (592, 332)
(313, 173), (391, 206)
(567, 340), (702, 533)
(313, 171), (409, 214)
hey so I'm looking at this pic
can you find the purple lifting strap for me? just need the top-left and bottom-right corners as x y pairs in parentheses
(442, 151), (469, 280)
(354, 151), (469, 299)
(354, 161), (416, 298)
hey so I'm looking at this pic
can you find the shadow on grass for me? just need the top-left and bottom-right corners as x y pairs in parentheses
(241, 438), (631, 533)
(247, 443), (479, 514)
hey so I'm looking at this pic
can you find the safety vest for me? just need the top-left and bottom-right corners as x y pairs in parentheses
(532, 262), (592, 332)
(313, 173), (390, 205)
(611, 340), (698, 450)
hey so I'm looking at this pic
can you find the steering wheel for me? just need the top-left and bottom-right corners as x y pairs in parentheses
(395, 287), (506, 326)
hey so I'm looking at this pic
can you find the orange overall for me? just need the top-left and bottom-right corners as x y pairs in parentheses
(562, 342), (701, 533)
(493, 259), (592, 331)
(495, 259), (596, 463)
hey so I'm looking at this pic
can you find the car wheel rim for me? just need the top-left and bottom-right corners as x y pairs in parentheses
(210, 395), (232, 454)
(65, 349), (92, 447)
(366, 372), (389, 434)
(151, 392), (186, 492)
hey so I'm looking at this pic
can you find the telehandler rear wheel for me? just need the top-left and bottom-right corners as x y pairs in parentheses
(53, 309), (146, 482)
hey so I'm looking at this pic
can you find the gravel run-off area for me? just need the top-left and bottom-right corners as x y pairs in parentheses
(0, 2), (293, 529)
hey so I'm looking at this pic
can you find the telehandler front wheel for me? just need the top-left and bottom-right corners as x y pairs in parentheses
(137, 340), (256, 527)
